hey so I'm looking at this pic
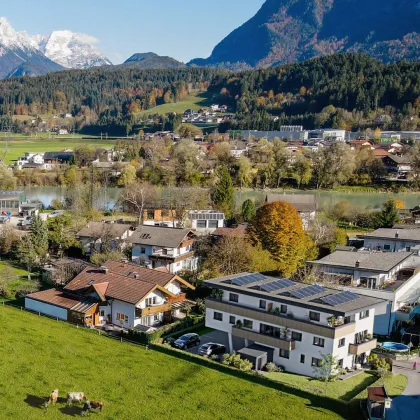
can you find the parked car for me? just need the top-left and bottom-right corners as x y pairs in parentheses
(172, 333), (200, 350)
(0, 215), (10, 224)
(198, 342), (226, 357)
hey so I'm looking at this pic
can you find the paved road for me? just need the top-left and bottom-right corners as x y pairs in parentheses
(186, 330), (229, 355)
(387, 356), (420, 420)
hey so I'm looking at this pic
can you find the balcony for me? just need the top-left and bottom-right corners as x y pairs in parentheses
(207, 299), (355, 339)
(136, 303), (171, 317)
(349, 339), (377, 355)
(167, 293), (187, 304)
(232, 325), (295, 351)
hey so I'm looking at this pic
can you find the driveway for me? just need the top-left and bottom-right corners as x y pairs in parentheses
(186, 330), (230, 355)
(387, 356), (420, 420)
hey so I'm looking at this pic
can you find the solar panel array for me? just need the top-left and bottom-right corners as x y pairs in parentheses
(320, 291), (360, 307)
(231, 273), (266, 286)
(289, 285), (325, 299)
(260, 278), (296, 292)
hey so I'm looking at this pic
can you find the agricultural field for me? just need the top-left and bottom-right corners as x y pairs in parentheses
(0, 305), (351, 420)
(140, 92), (213, 116)
(0, 138), (117, 164)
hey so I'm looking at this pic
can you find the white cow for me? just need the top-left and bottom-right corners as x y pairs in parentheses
(67, 392), (87, 406)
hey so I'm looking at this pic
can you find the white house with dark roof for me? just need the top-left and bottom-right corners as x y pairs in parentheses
(130, 225), (197, 273)
(204, 273), (384, 376)
(363, 228), (420, 252)
(308, 250), (420, 335)
(265, 194), (316, 229)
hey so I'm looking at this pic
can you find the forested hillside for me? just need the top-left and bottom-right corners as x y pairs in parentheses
(213, 54), (420, 131)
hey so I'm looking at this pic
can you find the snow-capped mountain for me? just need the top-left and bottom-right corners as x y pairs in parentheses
(0, 17), (63, 78)
(0, 17), (111, 78)
(34, 30), (112, 69)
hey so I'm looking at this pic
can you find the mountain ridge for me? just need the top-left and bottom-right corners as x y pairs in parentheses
(188, 0), (420, 69)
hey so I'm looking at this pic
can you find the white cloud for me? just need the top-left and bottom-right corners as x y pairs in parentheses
(76, 33), (99, 45)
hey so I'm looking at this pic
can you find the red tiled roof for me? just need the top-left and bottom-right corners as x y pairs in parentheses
(367, 386), (387, 402)
(213, 224), (247, 238)
(26, 289), (82, 309)
(373, 149), (389, 157)
(64, 260), (191, 305)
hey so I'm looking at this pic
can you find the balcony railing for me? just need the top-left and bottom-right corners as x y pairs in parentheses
(232, 325), (295, 351)
(136, 303), (172, 317)
(349, 338), (377, 355)
(167, 293), (187, 304)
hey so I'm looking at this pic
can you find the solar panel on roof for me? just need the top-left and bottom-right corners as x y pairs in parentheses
(320, 291), (360, 306)
(231, 273), (266, 286)
(260, 278), (295, 292)
(289, 284), (325, 299)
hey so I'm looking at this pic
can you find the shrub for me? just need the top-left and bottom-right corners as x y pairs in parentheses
(265, 362), (278, 373)
(221, 352), (253, 371)
(373, 357), (391, 373)
(367, 353), (378, 364)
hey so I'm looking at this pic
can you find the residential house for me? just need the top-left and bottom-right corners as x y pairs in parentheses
(265, 194), (316, 229)
(382, 155), (411, 175)
(26, 260), (195, 329)
(189, 210), (225, 233)
(230, 142), (248, 158)
(43, 151), (74, 165)
(363, 228), (420, 252)
(130, 225), (197, 273)
(308, 250), (420, 334)
(204, 272), (383, 376)
(76, 222), (134, 255)
(0, 190), (24, 215)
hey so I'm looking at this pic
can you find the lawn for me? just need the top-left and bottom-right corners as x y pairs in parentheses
(0, 305), (351, 420)
(266, 371), (407, 402)
(0, 138), (117, 164)
(140, 92), (213, 116)
(0, 259), (37, 299)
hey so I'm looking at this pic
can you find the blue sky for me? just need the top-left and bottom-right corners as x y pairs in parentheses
(3, 0), (265, 64)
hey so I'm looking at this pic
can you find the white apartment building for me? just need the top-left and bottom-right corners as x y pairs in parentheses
(308, 250), (420, 335)
(205, 273), (384, 376)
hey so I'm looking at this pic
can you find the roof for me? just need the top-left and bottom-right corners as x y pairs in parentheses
(26, 289), (84, 310)
(64, 259), (194, 305)
(212, 224), (247, 238)
(238, 344), (274, 359)
(76, 222), (131, 239)
(385, 154), (410, 164)
(0, 190), (23, 200)
(205, 272), (385, 315)
(365, 228), (420, 242)
(129, 226), (194, 248)
(265, 194), (316, 212)
(310, 250), (413, 272)
(43, 152), (74, 161)
(367, 386), (388, 402)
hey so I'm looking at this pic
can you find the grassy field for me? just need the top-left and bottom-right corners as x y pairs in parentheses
(0, 138), (117, 164)
(266, 371), (407, 402)
(0, 306), (351, 420)
(140, 92), (213, 116)
(0, 260), (37, 299)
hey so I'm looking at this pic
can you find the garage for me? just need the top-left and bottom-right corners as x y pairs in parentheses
(237, 344), (275, 370)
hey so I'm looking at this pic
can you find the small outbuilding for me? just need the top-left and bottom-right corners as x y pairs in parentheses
(237, 344), (275, 371)
(367, 386), (392, 420)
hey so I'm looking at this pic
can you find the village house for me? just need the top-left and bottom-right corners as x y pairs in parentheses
(189, 210), (225, 233)
(308, 250), (420, 335)
(0, 190), (24, 215)
(204, 272), (383, 376)
(265, 194), (316, 229)
(363, 228), (420, 252)
(382, 154), (411, 175)
(25, 260), (195, 329)
(130, 225), (198, 273)
(76, 222), (134, 255)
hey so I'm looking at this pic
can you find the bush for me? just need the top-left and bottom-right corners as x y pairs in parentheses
(265, 362), (278, 373)
(221, 352), (253, 372)
(372, 357), (391, 373)
(367, 353), (378, 364)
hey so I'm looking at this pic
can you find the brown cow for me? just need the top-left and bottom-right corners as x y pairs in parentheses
(81, 400), (103, 416)
(44, 389), (58, 408)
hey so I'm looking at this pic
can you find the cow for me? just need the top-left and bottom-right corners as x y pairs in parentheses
(44, 389), (58, 408)
(81, 401), (104, 416)
(66, 392), (87, 406)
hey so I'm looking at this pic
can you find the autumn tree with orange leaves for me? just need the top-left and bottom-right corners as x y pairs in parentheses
(247, 201), (317, 277)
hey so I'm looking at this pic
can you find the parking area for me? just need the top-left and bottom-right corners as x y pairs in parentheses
(186, 330), (230, 355)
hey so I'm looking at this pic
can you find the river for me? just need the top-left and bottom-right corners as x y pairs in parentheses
(21, 186), (420, 211)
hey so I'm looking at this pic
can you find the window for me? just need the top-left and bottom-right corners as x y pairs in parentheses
(309, 311), (320, 322)
(344, 315), (355, 324)
(338, 359), (343, 368)
(384, 244), (391, 251)
(100, 310), (105, 317)
(300, 354), (305, 364)
(229, 316), (236, 325)
(208, 220), (218, 229)
(145, 296), (157, 307)
(260, 323), (281, 338)
(213, 312), (223, 321)
(406, 246), (411, 252)
(360, 310), (369, 319)
(279, 349), (290, 359)
(259, 300), (267, 309)
(313, 337), (325, 347)
(291, 331), (302, 342)
(117, 313), (128, 323)
(140, 247), (146, 254)
(196, 220), (207, 229)
(229, 293), (239, 303)
(312, 357), (321, 367)
(243, 319), (253, 329)
(280, 305), (287, 314)
(338, 338), (345, 348)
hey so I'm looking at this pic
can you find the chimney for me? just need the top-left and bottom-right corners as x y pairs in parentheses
(121, 258), (128, 264)
(99, 266), (109, 274)
(133, 272), (139, 279)
(355, 260), (360, 268)
(395, 231), (399, 239)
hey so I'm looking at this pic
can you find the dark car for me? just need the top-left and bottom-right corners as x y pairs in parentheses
(198, 342), (226, 357)
(173, 333), (200, 350)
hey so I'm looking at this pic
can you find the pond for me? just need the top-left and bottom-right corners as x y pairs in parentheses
(21, 186), (420, 212)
